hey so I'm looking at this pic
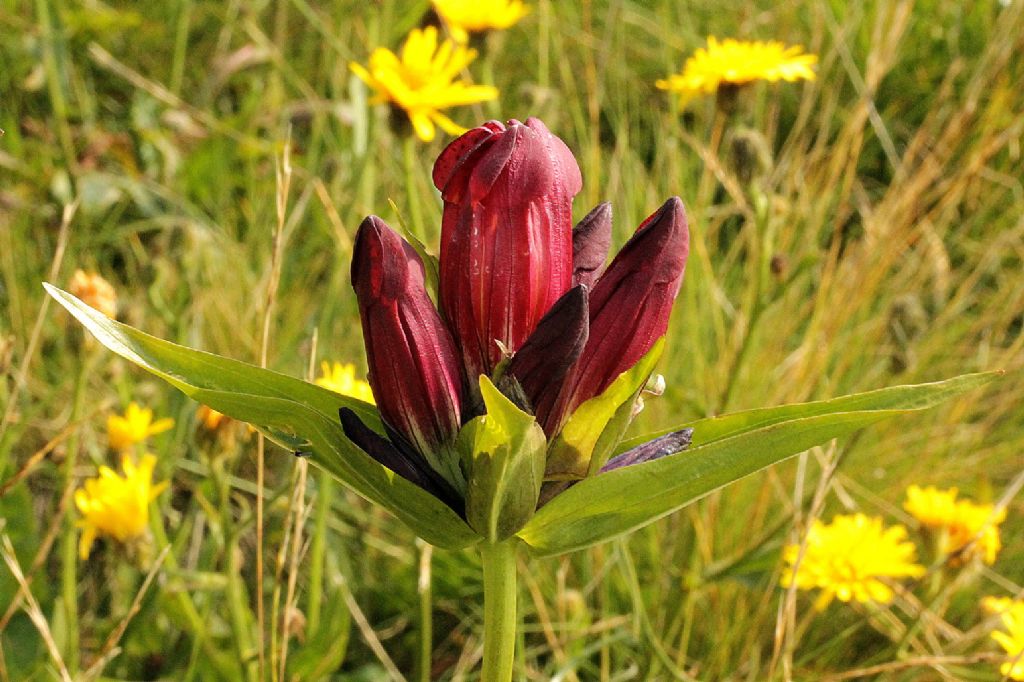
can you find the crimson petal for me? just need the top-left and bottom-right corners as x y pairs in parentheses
(544, 197), (689, 432)
(508, 284), (589, 421)
(572, 202), (612, 288)
(351, 216), (465, 468)
(434, 118), (583, 380)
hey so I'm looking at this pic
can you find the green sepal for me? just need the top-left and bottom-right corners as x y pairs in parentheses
(459, 376), (547, 542)
(44, 284), (478, 550)
(545, 338), (665, 480)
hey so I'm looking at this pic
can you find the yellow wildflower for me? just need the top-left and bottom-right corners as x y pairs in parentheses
(782, 513), (925, 606)
(984, 596), (1024, 620)
(350, 26), (499, 142)
(432, 0), (530, 43)
(75, 453), (168, 559)
(992, 606), (1024, 680)
(657, 37), (817, 103)
(107, 402), (175, 452)
(68, 269), (117, 319)
(196, 405), (228, 431)
(315, 362), (376, 404)
(904, 485), (1005, 565)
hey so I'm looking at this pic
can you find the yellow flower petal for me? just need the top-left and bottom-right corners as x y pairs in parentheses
(314, 362), (375, 404)
(904, 485), (1005, 565)
(68, 269), (117, 319)
(410, 111), (436, 142)
(107, 402), (175, 452)
(75, 453), (167, 560)
(350, 26), (498, 142)
(659, 36), (817, 104)
(430, 110), (468, 137)
(432, 0), (529, 40)
(782, 513), (924, 606)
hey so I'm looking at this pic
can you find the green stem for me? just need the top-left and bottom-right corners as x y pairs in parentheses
(480, 540), (518, 682)
(417, 541), (433, 682)
(36, 0), (78, 179)
(151, 511), (240, 679)
(306, 473), (333, 636)
(60, 351), (94, 674)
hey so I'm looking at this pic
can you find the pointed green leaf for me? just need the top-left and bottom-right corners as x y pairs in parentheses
(44, 284), (380, 428)
(617, 371), (1001, 453)
(518, 373), (999, 556)
(546, 338), (664, 480)
(461, 376), (547, 541)
(45, 284), (477, 549)
(191, 389), (477, 548)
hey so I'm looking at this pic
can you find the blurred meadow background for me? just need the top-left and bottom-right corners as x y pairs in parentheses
(2, 0), (1024, 679)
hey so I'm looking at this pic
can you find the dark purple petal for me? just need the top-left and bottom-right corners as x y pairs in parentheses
(339, 408), (463, 512)
(600, 428), (693, 472)
(572, 202), (612, 288)
(543, 197), (689, 434)
(508, 284), (589, 420)
(351, 216), (464, 459)
(434, 118), (583, 380)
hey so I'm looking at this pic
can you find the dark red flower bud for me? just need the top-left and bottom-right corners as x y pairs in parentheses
(433, 118), (583, 379)
(542, 197), (689, 432)
(572, 202), (612, 289)
(351, 216), (465, 471)
(508, 284), (589, 414)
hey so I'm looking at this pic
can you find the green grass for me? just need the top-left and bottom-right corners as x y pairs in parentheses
(2, 0), (1023, 679)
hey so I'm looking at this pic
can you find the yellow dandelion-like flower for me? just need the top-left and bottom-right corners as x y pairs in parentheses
(432, 0), (530, 43)
(782, 513), (925, 607)
(984, 596), (1024, 620)
(904, 485), (1006, 565)
(656, 37), (817, 103)
(107, 402), (175, 452)
(68, 269), (117, 319)
(75, 453), (168, 559)
(992, 606), (1024, 680)
(196, 405), (229, 431)
(315, 362), (376, 404)
(350, 26), (499, 142)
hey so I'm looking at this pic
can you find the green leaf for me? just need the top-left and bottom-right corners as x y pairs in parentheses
(517, 373), (999, 556)
(45, 284), (478, 549)
(617, 372), (1000, 453)
(44, 284), (379, 429)
(546, 339), (664, 480)
(461, 376), (547, 542)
